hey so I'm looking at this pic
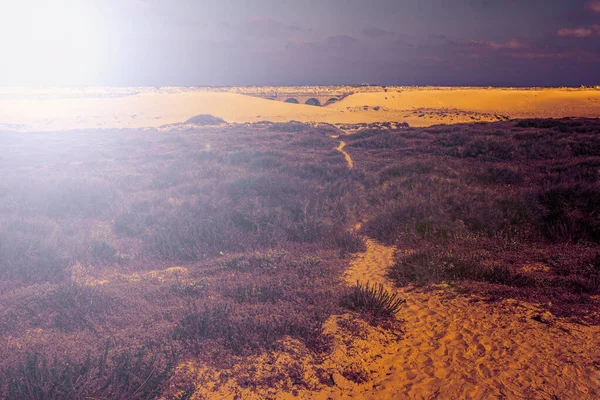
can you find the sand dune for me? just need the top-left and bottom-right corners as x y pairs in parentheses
(0, 91), (336, 131)
(1, 87), (599, 131)
(329, 88), (600, 126)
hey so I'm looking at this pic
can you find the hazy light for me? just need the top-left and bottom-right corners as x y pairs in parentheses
(0, 0), (112, 86)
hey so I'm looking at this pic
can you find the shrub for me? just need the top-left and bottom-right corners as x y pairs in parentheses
(461, 136), (517, 160)
(222, 250), (288, 272)
(332, 231), (366, 255)
(389, 247), (534, 288)
(113, 210), (151, 237)
(149, 206), (245, 261)
(0, 346), (175, 400)
(34, 178), (116, 218)
(388, 250), (442, 285)
(171, 278), (210, 297)
(0, 218), (69, 283)
(90, 240), (117, 264)
(267, 121), (310, 132)
(533, 183), (600, 242)
(227, 282), (285, 304)
(348, 133), (407, 149)
(184, 114), (226, 125)
(51, 280), (111, 331)
(342, 281), (405, 320)
(379, 162), (433, 181)
(475, 165), (524, 185)
(173, 303), (331, 355)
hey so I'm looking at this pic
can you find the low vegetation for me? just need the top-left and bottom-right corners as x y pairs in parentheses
(347, 118), (600, 322)
(0, 346), (175, 400)
(1, 117), (599, 397)
(0, 122), (361, 397)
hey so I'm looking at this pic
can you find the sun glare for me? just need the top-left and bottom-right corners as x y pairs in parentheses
(0, 0), (109, 85)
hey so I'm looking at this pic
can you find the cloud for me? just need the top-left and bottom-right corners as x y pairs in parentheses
(471, 39), (526, 49)
(410, 33), (600, 69)
(587, 1), (600, 14)
(361, 28), (394, 38)
(556, 25), (600, 37)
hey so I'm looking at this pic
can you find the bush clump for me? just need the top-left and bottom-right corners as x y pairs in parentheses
(184, 114), (226, 126)
(342, 281), (405, 320)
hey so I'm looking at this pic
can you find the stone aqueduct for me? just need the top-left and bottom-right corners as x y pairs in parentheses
(228, 86), (386, 106)
(264, 92), (348, 106)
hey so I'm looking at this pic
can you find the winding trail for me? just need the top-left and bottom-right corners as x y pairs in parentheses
(340, 239), (600, 399)
(334, 135), (598, 398)
(336, 141), (353, 169)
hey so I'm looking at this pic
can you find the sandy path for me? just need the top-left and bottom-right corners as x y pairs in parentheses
(164, 226), (598, 399)
(340, 239), (600, 399)
(335, 141), (353, 169)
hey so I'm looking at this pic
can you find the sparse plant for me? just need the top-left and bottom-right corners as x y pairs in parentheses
(342, 281), (405, 320)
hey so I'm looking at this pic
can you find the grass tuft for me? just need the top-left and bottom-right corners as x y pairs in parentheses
(343, 281), (405, 320)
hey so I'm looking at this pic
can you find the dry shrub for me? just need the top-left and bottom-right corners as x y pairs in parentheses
(342, 281), (405, 320)
(0, 345), (175, 400)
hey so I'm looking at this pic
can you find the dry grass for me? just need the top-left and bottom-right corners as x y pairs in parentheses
(0, 122), (363, 397)
(348, 118), (600, 323)
(1, 117), (599, 397)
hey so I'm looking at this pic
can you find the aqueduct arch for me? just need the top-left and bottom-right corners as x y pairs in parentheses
(234, 88), (355, 107)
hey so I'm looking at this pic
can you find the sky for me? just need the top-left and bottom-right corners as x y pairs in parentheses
(0, 0), (599, 87)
